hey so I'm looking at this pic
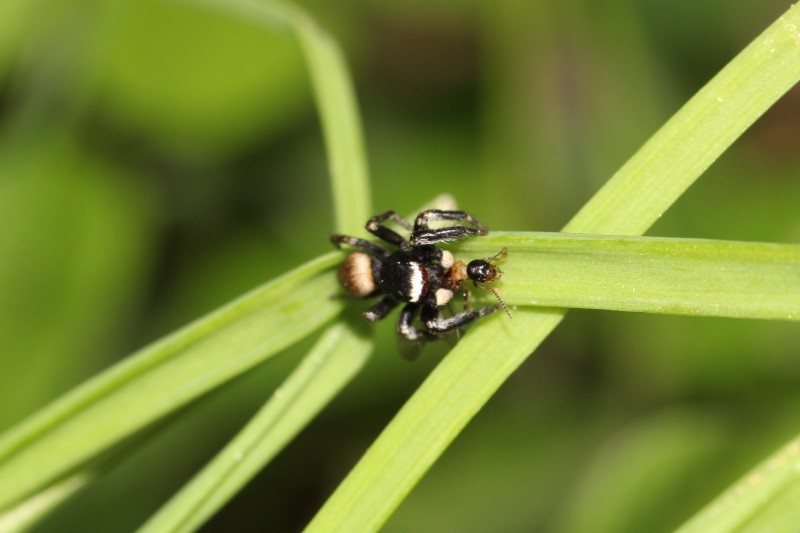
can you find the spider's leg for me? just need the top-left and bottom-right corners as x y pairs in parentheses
(420, 301), (499, 335)
(413, 209), (487, 232)
(410, 226), (485, 246)
(331, 235), (390, 259)
(371, 210), (412, 230)
(363, 296), (399, 323)
(410, 210), (488, 246)
(395, 303), (427, 361)
(366, 211), (412, 248)
(397, 303), (438, 341)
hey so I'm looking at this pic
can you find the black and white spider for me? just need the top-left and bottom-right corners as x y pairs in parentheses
(331, 210), (509, 348)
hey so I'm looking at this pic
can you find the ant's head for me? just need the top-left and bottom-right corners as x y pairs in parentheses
(466, 247), (507, 284)
(467, 247), (511, 319)
(466, 258), (502, 284)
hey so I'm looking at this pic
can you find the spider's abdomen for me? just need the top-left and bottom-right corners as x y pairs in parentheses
(337, 252), (377, 297)
(379, 252), (430, 303)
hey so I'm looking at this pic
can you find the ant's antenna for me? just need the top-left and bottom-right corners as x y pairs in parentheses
(479, 283), (512, 319)
(487, 247), (508, 263)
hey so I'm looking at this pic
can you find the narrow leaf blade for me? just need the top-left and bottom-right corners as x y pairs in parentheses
(457, 232), (800, 321)
(139, 322), (372, 533)
(0, 253), (342, 513)
(677, 435), (800, 533)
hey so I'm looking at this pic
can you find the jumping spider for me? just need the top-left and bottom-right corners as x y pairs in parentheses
(331, 210), (509, 349)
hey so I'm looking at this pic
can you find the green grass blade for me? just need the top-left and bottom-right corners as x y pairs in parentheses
(133, 3), (374, 528)
(295, 10), (372, 233)
(138, 322), (372, 533)
(457, 232), (800, 321)
(0, 1), (372, 523)
(305, 308), (564, 532)
(0, 472), (93, 533)
(677, 435), (800, 533)
(0, 253), (342, 514)
(188, 0), (371, 233)
(564, 6), (800, 236)
(305, 4), (800, 531)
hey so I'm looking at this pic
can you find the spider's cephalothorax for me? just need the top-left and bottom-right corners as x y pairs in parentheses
(331, 210), (509, 346)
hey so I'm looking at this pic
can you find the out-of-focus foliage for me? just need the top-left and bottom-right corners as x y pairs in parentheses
(0, 0), (797, 531)
(0, 134), (154, 430)
(95, 0), (312, 157)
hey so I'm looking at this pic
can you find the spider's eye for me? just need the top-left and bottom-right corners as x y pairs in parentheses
(467, 259), (497, 283)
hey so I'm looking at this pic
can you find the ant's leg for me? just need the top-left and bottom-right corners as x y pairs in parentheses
(363, 296), (399, 323)
(410, 210), (488, 246)
(420, 302), (499, 336)
(331, 235), (390, 259)
(366, 211), (412, 248)
(462, 289), (473, 310)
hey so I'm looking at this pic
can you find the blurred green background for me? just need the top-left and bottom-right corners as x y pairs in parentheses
(1, 0), (799, 531)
